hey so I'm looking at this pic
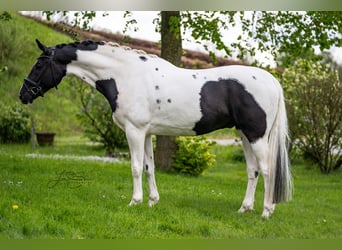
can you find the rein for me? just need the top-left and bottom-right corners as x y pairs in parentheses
(23, 48), (58, 97)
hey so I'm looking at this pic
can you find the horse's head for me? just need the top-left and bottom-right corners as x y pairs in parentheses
(19, 39), (67, 104)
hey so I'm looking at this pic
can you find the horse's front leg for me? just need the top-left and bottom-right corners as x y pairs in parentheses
(143, 134), (159, 206)
(125, 124), (145, 206)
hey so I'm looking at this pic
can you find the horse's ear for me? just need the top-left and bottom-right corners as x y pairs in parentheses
(36, 39), (47, 52)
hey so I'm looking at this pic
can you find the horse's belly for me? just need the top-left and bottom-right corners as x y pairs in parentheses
(148, 109), (200, 136)
(148, 125), (196, 136)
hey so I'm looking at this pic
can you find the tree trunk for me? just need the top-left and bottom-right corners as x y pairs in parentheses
(155, 11), (182, 171)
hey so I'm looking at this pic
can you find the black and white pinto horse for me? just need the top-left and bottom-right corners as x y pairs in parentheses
(19, 40), (292, 217)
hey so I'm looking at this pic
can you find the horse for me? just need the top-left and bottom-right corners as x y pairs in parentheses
(19, 39), (292, 217)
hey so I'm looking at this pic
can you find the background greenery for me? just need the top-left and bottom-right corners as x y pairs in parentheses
(0, 12), (80, 136)
(281, 59), (342, 173)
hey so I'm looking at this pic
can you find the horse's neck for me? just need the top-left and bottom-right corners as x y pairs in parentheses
(65, 46), (127, 87)
(65, 45), (176, 89)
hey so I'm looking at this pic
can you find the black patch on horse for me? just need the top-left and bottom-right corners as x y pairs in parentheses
(95, 78), (119, 112)
(254, 171), (259, 178)
(55, 40), (104, 64)
(193, 79), (266, 143)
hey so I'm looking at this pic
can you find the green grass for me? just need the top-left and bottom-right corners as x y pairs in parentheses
(0, 141), (341, 239)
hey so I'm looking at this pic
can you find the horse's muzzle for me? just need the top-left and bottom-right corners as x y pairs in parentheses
(19, 95), (31, 104)
(19, 87), (34, 104)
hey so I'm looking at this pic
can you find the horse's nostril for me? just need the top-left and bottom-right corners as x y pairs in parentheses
(19, 93), (30, 104)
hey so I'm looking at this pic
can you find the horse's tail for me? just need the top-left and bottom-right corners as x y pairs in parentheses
(268, 84), (293, 204)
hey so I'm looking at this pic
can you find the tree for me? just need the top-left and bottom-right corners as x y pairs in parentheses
(180, 11), (341, 67)
(155, 11), (183, 170)
(282, 59), (342, 173)
(42, 11), (341, 68)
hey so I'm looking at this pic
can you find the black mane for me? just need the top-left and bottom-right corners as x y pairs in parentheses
(46, 40), (105, 64)
(55, 40), (104, 50)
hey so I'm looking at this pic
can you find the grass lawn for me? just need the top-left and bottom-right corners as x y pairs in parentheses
(0, 138), (341, 239)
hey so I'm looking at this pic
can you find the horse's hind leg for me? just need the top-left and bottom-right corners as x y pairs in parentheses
(125, 124), (145, 206)
(143, 134), (159, 206)
(238, 133), (259, 213)
(250, 138), (275, 217)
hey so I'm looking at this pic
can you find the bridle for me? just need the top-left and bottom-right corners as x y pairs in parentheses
(23, 48), (58, 97)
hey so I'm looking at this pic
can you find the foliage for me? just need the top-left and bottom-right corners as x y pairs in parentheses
(123, 11), (138, 34)
(43, 11), (98, 31)
(244, 11), (342, 67)
(282, 59), (342, 173)
(181, 11), (235, 63)
(172, 136), (216, 176)
(42, 11), (342, 68)
(43, 11), (108, 41)
(0, 11), (11, 21)
(74, 80), (128, 154)
(229, 146), (245, 162)
(0, 103), (31, 143)
(152, 11), (341, 67)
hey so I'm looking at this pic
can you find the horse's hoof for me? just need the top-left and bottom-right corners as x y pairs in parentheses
(129, 198), (142, 206)
(261, 206), (274, 218)
(238, 204), (254, 213)
(148, 196), (159, 207)
(261, 211), (271, 218)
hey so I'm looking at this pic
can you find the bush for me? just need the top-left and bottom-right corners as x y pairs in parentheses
(74, 80), (128, 154)
(0, 11), (11, 21)
(172, 136), (216, 176)
(282, 59), (342, 173)
(229, 146), (245, 162)
(0, 103), (31, 143)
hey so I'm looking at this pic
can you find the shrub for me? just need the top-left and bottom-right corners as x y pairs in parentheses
(0, 103), (31, 143)
(229, 146), (245, 162)
(282, 59), (342, 173)
(172, 136), (216, 176)
(0, 11), (11, 21)
(74, 80), (128, 154)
